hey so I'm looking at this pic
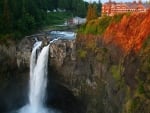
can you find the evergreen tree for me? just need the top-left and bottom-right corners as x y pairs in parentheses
(58, 0), (69, 10)
(97, 0), (102, 16)
(86, 3), (97, 22)
(17, 12), (36, 34)
(0, 0), (93, 39)
(2, 0), (12, 32)
(73, 0), (87, 17)
(92, 4), (98, 19)
(0, 0), (3, 15)
(47, 0), (55, 10)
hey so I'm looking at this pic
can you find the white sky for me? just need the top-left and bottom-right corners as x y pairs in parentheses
(84, 0), (147, 3)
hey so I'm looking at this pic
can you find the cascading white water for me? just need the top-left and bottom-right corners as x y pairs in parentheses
(29, 43), (50, 112)
(30, 41), (42, 83)
(18, 42), (50, 113)
(11, 33), (75, 113)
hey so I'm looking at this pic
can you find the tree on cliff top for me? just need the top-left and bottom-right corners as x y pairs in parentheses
(86, 4), (97, 22)
(2, 0), (12, 32)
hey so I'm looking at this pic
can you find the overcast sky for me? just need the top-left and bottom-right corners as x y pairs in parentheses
(83, 0), (147, 3)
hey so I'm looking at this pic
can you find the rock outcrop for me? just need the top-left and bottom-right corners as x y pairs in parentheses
(50, 39), (76, 68)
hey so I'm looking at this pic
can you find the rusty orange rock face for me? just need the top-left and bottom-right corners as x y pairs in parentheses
(104, 10), (150, 53)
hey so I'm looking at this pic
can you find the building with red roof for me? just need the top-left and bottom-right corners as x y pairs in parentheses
(102, 0), (150, 16)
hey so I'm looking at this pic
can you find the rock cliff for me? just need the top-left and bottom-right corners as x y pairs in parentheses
(104, 10), (150, 53)
(1, 10), (150, 113)
(0, 33), (150, 113)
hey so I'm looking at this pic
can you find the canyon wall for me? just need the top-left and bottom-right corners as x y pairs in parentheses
(0, 11), (150, 113)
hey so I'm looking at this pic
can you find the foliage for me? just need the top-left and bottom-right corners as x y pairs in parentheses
(110, 64), (124, 81)
(142, 35), (150, 49)
(97, 16), (112, 34)
(96, 0), (102, 16)
(110, 65), (121, 81)
(127, 96), (150, 113)
(17, 12), (36, 34)
(122, 36), (150, 113)
(104, 11), (150, 52)
(95, 47), (109, 64)
(112, 14), (125, 23)
(85, 20), (98, 34)
(137, 81), (145, 94)
(139, 36), (150, 98)
(86, 4), (98, 22)
(47, 0), (89, 17)
(77, 11), (150, 113)
(77, 49), (87, 59)
(0, 0), (97, 40)
(46, 12), (71, 25)
(79, 16), (112, 35)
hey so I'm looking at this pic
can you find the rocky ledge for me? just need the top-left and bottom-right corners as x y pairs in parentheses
(16, 36), (76, 68)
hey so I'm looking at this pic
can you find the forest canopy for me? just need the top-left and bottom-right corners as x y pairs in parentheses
(0, 0), (101, 40)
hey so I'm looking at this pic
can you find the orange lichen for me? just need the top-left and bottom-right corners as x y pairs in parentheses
(104, 10), (150, 53)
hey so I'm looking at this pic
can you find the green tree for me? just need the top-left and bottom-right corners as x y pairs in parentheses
(58, 0), (69, 10)
(72, 0), (87, 17)
(0, 0), (3, 14)
(0, 0), (89, 40)
(97, 0), (102, 16)
(17, 12), (36, 34)
(2, 0), (12, 32)
(47, 0), (57, 10)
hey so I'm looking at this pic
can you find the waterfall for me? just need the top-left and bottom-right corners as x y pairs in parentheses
(30, 41), (42, 83)
(18, 42), (50, 113)
(29, 43), (50, 112)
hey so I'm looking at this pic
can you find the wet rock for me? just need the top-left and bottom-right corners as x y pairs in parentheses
(50, 39), (76, 68)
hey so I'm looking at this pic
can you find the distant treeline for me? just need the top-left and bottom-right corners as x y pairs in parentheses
(48, 0), (89, 17)
(0, 0), (101, 40)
